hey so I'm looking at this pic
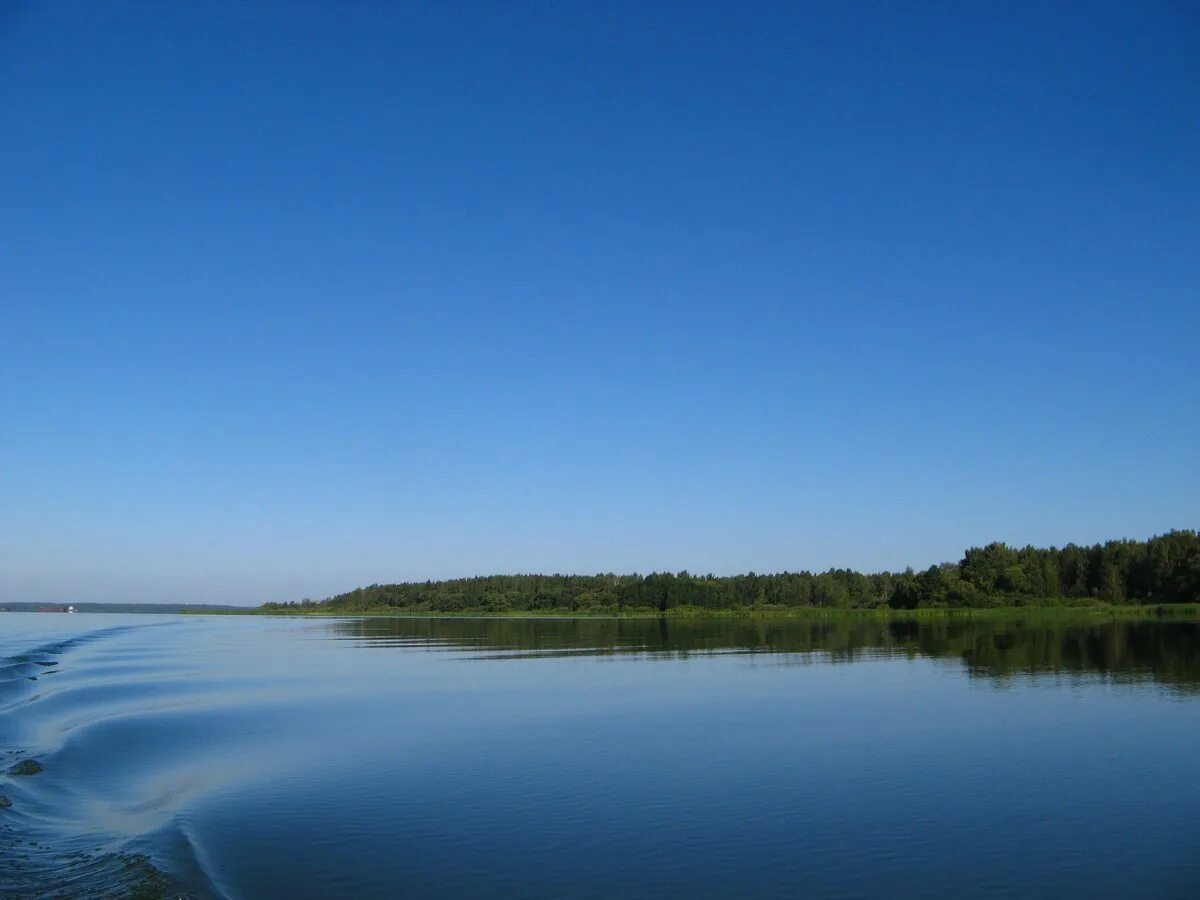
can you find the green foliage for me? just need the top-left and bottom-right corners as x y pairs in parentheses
(261, 531), (1200, 614)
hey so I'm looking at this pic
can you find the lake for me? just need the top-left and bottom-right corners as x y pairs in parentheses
(2, 613), (1199, 898)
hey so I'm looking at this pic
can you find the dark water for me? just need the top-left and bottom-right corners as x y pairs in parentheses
(2, 614), (1199, 899)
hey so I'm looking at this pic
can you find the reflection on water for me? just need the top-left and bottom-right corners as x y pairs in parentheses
(334, 614), (1200, 688)
(2, 612), (1199, 899)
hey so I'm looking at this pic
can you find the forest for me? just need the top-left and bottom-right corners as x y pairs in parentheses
(262, 530), (1200, 614)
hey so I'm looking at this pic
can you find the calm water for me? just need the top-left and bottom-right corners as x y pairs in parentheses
(2, 614), (1199, 899)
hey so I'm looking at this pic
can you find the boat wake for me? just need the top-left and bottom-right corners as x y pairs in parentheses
(0, 621), (224, 899)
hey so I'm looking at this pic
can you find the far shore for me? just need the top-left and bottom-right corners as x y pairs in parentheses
(187, 603), (1200, 620)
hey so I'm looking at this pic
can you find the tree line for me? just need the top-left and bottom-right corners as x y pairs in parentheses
(262, 530), (1200, 614)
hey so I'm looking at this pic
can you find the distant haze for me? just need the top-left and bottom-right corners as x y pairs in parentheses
(2, 3), (1196, 606)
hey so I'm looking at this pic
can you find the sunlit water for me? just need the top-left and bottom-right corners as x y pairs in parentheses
(2, 613), (1199, 898)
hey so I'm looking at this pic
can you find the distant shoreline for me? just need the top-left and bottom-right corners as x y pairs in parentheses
(204, 603), (1200, 620)
(0, 603), (248, 615)
(260, 532), (1200, 617)
(11, 604), (1200, 620)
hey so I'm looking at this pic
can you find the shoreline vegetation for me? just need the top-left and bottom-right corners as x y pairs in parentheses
(260, 531), (1199, 618)
(246, 604), (1200, 620)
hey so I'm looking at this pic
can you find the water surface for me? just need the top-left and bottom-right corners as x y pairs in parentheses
(2, 613), (1199, 898)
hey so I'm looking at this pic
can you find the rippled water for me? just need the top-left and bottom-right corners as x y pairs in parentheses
(2, 613), (1199, 898)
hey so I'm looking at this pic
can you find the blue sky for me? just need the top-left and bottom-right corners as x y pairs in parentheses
(2, 2), (1197, 605)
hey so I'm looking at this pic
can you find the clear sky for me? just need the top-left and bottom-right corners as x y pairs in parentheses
(2, 2), (1197, 606)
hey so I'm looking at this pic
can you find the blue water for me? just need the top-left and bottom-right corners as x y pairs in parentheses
(2, 613), (1199, 898)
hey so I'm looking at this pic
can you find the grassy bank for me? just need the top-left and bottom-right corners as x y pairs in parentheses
(232, 602), (1200, 620)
